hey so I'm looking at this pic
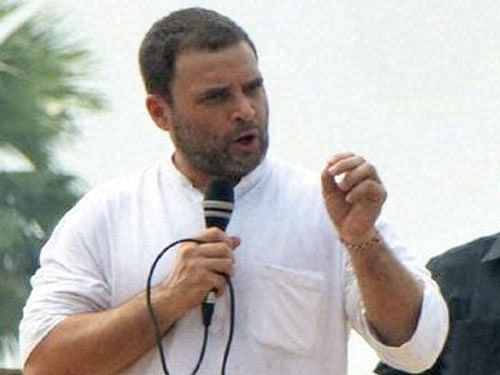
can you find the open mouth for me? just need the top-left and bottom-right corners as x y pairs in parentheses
(234, 129), (259, 145)
(236, 134), (257, 145)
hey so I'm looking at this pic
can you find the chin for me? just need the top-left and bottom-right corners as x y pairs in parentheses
(234, 154), (265, 175)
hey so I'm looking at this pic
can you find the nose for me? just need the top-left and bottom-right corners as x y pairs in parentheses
(231, 94), (256, 123)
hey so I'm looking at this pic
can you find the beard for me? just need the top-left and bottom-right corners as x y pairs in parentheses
(170, 110), (269, 181)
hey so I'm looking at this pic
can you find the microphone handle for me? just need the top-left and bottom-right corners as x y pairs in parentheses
(202, 291), (216, 326)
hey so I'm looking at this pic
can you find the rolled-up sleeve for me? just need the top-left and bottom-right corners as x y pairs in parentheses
(19, 192), (111, 365)
(344, 221), (449, 373)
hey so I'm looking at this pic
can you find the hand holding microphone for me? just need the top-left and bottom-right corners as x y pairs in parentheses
(158, 179), (238, 321)
(146, 179), (238, 374)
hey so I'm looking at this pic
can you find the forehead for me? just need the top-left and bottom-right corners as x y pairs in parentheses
(172, 41), (261, 93)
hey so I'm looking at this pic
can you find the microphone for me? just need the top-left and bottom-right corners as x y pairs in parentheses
(203, 178), (234, 230)
(202, 179), (234, 326)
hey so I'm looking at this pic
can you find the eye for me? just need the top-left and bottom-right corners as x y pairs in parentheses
(244, 78), (264, 96)
(203, 88), (229, 103)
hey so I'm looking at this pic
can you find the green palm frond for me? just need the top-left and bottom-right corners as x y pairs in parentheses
(0, 2), (22, 21)
(0, 8), (106, 169)
(0, 0), (106, 343)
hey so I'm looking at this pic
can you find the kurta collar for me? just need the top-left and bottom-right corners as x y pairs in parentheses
(233, 157), (270, 198)
(163, 154), (270, 199)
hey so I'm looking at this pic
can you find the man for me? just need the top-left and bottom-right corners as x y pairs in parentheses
(20, 8), (448, 374)
(375, 232), (500, 375)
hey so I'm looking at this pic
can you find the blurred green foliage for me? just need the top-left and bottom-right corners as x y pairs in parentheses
(0, 0), (105, 346)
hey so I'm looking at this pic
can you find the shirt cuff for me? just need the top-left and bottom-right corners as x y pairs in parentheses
(361, 282), (449, 373)
(19, 314), (66, 365)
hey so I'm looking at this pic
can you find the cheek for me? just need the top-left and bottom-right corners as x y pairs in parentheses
(191, 109), (227, 128)
(188, 121), (226, 145)
(257, 96), (269, 121)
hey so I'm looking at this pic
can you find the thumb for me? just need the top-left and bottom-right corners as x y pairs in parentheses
(321, 168), (350, 229)
(321, 168), (343, 202)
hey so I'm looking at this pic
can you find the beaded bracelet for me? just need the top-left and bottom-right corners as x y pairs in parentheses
(340, 231), (381, 251)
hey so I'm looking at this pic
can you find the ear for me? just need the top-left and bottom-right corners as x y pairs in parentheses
(145, 94), (173, 132)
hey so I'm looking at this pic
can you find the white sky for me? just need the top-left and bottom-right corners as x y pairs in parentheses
(5, 1), (500, 373)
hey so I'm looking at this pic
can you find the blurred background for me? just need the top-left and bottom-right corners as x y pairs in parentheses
(1, 1), (499, 373)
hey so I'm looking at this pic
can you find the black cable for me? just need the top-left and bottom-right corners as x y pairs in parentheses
(190, 324), (209, 374)
(146, 238), (201, 375)
(221, 275), (235, 375)
(145, 238), (235, 375)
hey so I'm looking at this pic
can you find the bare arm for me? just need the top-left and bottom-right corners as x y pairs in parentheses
(25, 287), (179, 375)
(342, 228), (423, 345)
(25, 228), (239, 375)
(322, 153), (423, 346)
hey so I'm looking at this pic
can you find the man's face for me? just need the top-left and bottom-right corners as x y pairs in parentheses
(168, 41), (269, 181)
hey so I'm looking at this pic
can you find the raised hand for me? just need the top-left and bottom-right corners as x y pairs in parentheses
(321, 152), (387, 243)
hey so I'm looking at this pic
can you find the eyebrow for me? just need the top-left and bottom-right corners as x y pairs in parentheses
(243, 76), (264, 90)
(199, 85), (228, 99)
(195, 75), (264, 102)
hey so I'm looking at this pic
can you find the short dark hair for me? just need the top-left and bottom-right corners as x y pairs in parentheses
(139, 7), (257, 103)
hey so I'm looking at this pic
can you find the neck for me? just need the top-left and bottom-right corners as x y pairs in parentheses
(171, 152), (244, 192)
(172, 152), (212, 191)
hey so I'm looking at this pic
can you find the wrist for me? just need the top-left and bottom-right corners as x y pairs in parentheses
(340, 228), (381, 251)
(149, 285), (185, 331)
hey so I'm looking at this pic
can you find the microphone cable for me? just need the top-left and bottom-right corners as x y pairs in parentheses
(146, 238), (235, 375)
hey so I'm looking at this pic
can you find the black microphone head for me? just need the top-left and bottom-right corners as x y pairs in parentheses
(203, 179), (234, 231)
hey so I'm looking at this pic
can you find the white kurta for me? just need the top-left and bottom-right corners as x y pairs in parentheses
(20, 157), (448, 374)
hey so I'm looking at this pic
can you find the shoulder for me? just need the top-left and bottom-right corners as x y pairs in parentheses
(428, 232), (500, 272)
(61, 162), (165, 224)
(266, 157), (319, 191)
(256, 157), (330, 221)
(90, 161), (163, 197)
(83, 162), (164, 204)
(261, 158), (325, 210)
